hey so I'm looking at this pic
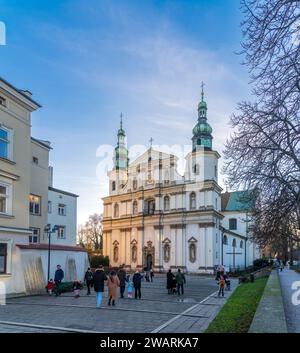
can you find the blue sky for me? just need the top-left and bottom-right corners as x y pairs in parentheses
(0, 0), (252, 224)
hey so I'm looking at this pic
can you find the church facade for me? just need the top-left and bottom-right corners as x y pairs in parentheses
(102, 89), (260, 273)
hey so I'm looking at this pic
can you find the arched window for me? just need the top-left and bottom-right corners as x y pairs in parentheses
(232, 238), (236, 248)
(147, 199), (155, 215)
(164, 196), (170, 211)
(112, 181), (116, 191)
(240, 240), (243, 249)
(114, 203), (119, 218)
(163, 243), (171, 263)
(189, 243), (197, 263)
(133, 200), (138, 215)
(113, 244), (119, 263)
(223, 235), (228, 245)
(131, 245), (137, 263)
(190, 192), (196, 210)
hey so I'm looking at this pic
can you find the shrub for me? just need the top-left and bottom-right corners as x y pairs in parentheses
(253, 258), (270, 270)
(89, 255), (109, 268)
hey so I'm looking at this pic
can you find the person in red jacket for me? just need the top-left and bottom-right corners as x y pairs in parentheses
(46, 279), (55, 296)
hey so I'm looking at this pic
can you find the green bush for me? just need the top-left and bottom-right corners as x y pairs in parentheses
(89, 255), (109, 268)
(57, 282), (74, 293)
(253, 258), (270, 270)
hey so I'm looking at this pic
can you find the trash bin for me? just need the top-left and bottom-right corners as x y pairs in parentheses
(250, 274), (254, 283)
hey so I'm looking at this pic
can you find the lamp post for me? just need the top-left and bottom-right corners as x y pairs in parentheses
(44, 224), (59, 282)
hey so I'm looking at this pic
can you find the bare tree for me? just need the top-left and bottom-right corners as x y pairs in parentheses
(77, 214), (103, 251)
(224, 0), (300, 255)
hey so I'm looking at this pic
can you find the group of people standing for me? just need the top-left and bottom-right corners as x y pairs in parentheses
(89, 265), (145, 308)
(166, 268), (186, 296)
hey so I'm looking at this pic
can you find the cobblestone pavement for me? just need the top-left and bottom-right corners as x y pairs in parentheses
(278, 268), (300, 333)
(0, 274), (237, 333)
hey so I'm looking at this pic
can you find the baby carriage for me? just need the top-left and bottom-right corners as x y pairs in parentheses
(171, 278), (177, 294)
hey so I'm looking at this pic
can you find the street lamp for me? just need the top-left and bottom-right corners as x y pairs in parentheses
(44, 224), (59, 281)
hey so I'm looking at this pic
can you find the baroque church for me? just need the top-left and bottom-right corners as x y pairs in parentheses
(102, 88), (260, 273)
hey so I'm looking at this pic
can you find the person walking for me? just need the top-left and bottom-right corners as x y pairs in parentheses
(166, 269), (175, 294)
(218, 275), (226, 297)
(84, 267), (94, 295)
(133, 269), (142, 299)
(107, 271), (120, 306)
(117, 266), (126, 299)
(54, 265), (64, 297)
(93, 265), (107, 309)
(175, 269), (186, 296)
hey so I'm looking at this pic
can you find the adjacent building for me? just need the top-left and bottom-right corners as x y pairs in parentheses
(0, 77), (88, 297)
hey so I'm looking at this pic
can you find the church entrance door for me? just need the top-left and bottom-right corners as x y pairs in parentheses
(146, 254), (153, 270)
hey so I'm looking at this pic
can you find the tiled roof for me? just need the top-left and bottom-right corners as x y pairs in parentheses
(221, 190), (254, 212)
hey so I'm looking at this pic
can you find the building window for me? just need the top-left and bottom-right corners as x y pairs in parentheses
(136, 165), (140, 173)
(58, 204), (66, 216)
(57, 226), (66, 239)
(133, 179), (138, 190)
(0, 243), (7, 274)
(232, 238), (237, 248)
(164, 196), (170, 211)
(0, 126), (10, 160)
(131, 245), (137, 263)
(240, 240), (243, 249)
(29, 194), (41, 215)
(163, 243), (171, 263)
(189, 243), (197, 263)
(146, 199), (155, 215)
(229, 218), (237, 230)
(114, 203), (119, 218)
(133, 200), (138, 215)
(112, 181), (116, 191)
(215, 165), (217, 178)
(215, 198), (218, 209)
(32, 156), (39, 164)
(0, 96), (7, 107)
(193, 164), (200, 175)
(29, 228), (40, 243)
(48, 201), (52, 213)
(190, 192), (196, 210)
(0, 183), (9, 214)
(223, 235), (228, 245)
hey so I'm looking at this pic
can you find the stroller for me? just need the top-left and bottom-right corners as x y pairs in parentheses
(171, 278), (177, 294)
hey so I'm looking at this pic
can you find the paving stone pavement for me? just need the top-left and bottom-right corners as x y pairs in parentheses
(0, 274), (237, 333)
(278, 268), (300, 333)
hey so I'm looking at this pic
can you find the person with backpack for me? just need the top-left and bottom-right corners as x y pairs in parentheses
(175, 269), (186, 296)
(133, 269), (142, 299)
(84, 267), (94, 295)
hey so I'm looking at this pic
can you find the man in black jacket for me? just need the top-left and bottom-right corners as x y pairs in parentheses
(117, 266), (126, 298)
(93, 265), (107, 308)
(54, 265), (64, 297)
(133, 270), (142, 299)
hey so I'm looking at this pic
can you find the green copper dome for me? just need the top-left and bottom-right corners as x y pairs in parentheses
(192, 84), (213, 151)
(192, 122), (212, 135)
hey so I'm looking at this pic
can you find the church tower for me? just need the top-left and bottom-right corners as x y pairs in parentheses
(192, 83), (213, 152)
(109, 114), (129, 195)
(113, 113), (129, 170)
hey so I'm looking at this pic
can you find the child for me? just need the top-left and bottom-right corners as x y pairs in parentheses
(127, 277), (134, 299)
(46, 279), (55, 295)
(218, 275), (225, 297)
(73, 280), (82, 298)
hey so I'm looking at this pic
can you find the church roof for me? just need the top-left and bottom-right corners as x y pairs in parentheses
(221, 190), (254, 212)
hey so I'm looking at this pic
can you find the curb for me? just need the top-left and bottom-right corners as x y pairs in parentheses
(248, 270), (287, 333)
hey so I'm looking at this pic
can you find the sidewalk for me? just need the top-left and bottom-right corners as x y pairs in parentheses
(278, 268), (300, 333)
